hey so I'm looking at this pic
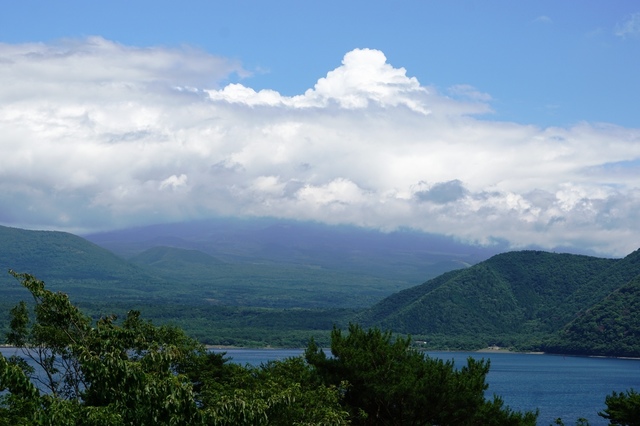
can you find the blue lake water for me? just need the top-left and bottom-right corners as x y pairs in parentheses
(215, 348), (640, 426)
(3, 346), (638, 425)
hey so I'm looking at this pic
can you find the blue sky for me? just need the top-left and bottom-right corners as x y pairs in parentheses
(3, 0), (638, 126)
(1, 1), (639, 255)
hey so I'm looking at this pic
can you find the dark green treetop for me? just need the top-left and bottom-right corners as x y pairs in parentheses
(305, 323), (539, 425)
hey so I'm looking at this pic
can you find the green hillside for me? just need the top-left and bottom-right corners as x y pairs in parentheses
(0, 226), (429, 309)
(129, 245), (409, 309)
(356, 249), (640, 353)
(357, 251), (615, 334)
(562, 248), (640, 315)
(85, 219), (490, 293)
(543, 269), (640, 357)
(5, 223), (640, 355)
(0, 226), (373, 346)
(0, 225), (171, 301)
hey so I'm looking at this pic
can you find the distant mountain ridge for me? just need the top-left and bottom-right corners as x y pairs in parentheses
(4, 221), (639, 355)
(84, 218), (500, 285)
(81, 218), (506, 307)
(2, 220), (494, 309)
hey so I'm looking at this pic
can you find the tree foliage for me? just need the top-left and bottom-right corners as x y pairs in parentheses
(1, 271), (206, 424)
(305, 323), (538, 425)
(357, 249), (640, 356)
(0, 271), (349, 425)
(599, 388), (640, 426)
(9, 270), (632, 425)
(543, 276), (640, 357)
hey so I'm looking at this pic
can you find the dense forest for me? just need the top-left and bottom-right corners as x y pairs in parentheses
(3, 223), (640, 423)
(3, 272), (640, 425)
(1, 272), (543, 425)
(542, 274), (640, 357)
(357, 249), (640, 355)
(2, 223), (640, 355)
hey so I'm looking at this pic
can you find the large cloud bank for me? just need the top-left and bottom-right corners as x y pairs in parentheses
(1, 37), (639, 256)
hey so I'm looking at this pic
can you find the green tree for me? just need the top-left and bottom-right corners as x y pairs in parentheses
(599, 388), (640, 426)
(202, 357), (349, 425)
(1, 271), (348, 425)
(1, 271), (206, 425)
(305, 323), (538, 425)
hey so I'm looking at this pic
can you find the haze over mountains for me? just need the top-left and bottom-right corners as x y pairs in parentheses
(2, 219), (640, 355)
(1, 219), (500, 308)
(84, 218), (499, 272)
(84, 218), (510, 307)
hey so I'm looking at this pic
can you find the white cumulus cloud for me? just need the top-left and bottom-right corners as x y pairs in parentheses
(1, 38), (639, 256)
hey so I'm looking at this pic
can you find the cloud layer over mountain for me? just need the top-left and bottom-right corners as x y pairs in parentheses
(1, 38), (639, 256)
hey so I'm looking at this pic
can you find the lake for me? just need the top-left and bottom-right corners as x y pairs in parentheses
(3, 346), (638, 425)
(215, 348), (640, 426)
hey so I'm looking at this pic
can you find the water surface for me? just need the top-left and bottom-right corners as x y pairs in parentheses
(3, 346), (637, 425)
(216, 348), (640, 425)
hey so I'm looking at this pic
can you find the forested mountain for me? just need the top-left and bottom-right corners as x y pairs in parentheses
(84, 218), (499, 287)
(357, 249), (640, 355)
(0, 225), (169, 301)
(1, 222), (493, 346)
(130, 246), (225, 268)
(4, 222), (640, 355)
(357, 251), (615, 334)
(0, 272), (539, 425)
(543, 272), (640, 357)
(1, 222), (482, 309)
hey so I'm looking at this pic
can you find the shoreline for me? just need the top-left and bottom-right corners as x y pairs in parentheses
(474, 347), (545, 355)
(3, 344), (639, 360)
